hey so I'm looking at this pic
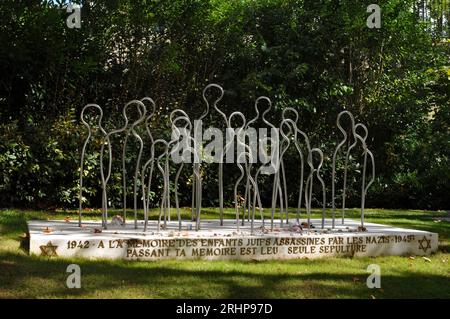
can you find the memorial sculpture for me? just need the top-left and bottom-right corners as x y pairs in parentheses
(78, 84), (375, 233)
(27, 84), (437, 260)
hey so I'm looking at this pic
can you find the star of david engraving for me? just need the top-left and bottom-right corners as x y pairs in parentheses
(418, 236), (431, 253)
(40, 241), (58, 257)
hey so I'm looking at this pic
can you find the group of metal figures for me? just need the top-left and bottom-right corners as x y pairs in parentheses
(78, 84), (375, 234)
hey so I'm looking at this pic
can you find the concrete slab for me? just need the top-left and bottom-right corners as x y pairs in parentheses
(28, 218), (438, 260)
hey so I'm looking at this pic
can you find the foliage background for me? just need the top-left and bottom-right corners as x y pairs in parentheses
(0, 0), (449, 210)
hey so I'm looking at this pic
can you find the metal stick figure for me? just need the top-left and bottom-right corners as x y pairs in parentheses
(78, 104), (106, 227)
(331, 111), (356, 227)
(121, 101), (146, 228)
(99, 100), (146, 229)
(203, 84), (226, 226)
(278, 107), (303, 224)
(169, 111), (196, 231)
(242, 97), (266, 226)
(247, 97), (283, 230)
(279, 112), (306, 224)
(331, 111), (375, 227)
(304, 148), (326, 229)
(228, 111), (258, 233)
(355, 123), (375, 227)
(140, 98), (157, 231)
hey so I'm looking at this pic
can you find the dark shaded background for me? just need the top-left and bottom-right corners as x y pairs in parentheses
(0, 0), (449, 210)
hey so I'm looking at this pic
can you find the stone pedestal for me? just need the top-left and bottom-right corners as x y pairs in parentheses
(28, 219), (438, 260)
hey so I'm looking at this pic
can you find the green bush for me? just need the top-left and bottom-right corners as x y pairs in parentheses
(0, 0), (448, 210)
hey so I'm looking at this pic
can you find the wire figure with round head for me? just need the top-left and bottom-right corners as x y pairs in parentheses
(228, 111), (258, 233)
(279, 111), (306, 224)
(202, 84), (225, 226)
(99, 100), (146, 229)
(242, 97), (266, 226)
(169, 111), (197, 231)
(304, 148), (326, 229)
(355, 123), (375, 228)
(121, 100), (146, 228)
(78, 104), (107, 227)
(331, 111), (375, 228)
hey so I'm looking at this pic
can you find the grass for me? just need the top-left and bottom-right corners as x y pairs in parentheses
(0, 207), (449, 299)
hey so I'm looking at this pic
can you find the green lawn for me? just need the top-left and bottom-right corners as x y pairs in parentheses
(0, 208), (449, 299)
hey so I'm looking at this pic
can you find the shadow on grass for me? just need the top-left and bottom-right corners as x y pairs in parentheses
(0, 252), (449, 299)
